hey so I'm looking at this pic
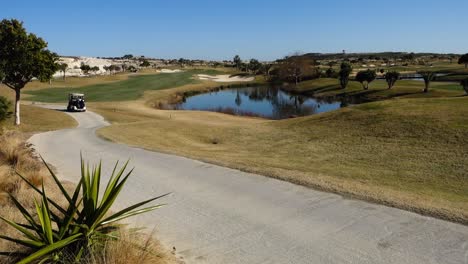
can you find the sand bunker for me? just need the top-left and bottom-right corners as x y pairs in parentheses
(197, 74), (254, 83)
(158, 69), (182, 73)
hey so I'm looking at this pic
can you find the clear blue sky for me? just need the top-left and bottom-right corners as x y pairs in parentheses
(2, 0), (467, 61)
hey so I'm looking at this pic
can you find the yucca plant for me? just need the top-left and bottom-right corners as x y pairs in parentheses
(0, 156), (168, 263)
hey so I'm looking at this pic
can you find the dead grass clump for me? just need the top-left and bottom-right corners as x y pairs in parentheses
(0, 132), (48, 203)
(0, 132), (31, 166)
(85, 230), (176, 264)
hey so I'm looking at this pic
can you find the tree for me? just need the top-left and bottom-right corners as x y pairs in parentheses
(91, 66), (100, 75)
(233, 55), (241, 70)
(59, 63), (68, 80)
(80, 64), (91, 74)
(458, 54), (468, 68)
(0, 19), (58, 125)
(460, 78), (468, 95)
(403, 52), (416, 62)
(248, 59), (261, 75)
(278, 54), (314, 86)
(338, 62), (352, 89)
(127, 65), (137, 72)
(108, 64), (118, 74)
(355, 70), (377, 90)
(418, 71), (436, 93)
(261, 63), (273, 80)
(103, 65), (110, 75)
(385, 70), (400, 89)
(122, 54), (133, 59)
(326, 67), (336, 78)
(140, 60), (150, 67)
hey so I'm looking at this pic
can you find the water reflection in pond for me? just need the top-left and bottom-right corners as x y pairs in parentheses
(173, 86), (343, 119)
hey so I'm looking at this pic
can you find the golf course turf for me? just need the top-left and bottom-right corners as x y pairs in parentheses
(24, 69), (221, 102)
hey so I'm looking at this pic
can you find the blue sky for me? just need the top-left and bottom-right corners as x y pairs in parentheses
(2, 0), (467, 60)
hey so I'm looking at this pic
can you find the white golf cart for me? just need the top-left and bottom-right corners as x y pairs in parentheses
(67, 93), (86, 112)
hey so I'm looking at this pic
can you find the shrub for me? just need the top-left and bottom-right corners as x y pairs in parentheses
(0, 156), (168, 263)
(355, 69), (377, 90)
(0, 96), (12, 122)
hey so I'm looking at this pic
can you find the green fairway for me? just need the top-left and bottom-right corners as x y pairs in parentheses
(24, 70), (221, 102)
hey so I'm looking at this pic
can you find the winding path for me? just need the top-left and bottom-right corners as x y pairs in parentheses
(29, 107), (468, 264)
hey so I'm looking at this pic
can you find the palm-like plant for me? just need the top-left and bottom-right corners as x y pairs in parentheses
(0, 156), (168, 263)
(385, 71), (400, 89)
(418, 71), (436, 93)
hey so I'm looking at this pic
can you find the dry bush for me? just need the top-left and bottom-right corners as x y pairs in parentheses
(0, 132), (65, 263)
(85, 230), (176, 264)
(0, 132), (51, 206)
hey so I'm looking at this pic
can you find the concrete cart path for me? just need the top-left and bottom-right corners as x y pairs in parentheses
(29, 106), (468, 264)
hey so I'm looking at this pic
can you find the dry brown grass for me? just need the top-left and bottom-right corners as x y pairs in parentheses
(94, 95), (468, 224)
(85, 230), (177, 264)
(0, 104), (77, 133)
(0, 132), (65, 261)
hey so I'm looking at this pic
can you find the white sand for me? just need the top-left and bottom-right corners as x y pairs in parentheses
(197, 74), (254, 82)
(158, 69), (182, 73)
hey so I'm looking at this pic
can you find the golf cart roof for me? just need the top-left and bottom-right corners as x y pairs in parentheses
(69, 93), (84, 97)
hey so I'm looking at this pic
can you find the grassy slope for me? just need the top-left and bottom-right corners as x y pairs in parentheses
(289, 78), (464, 98)
(91, 75), (468, 223)
(24, 70), (221, 102)
(96, 96), (468, 223)
(0, 105), (77, 133)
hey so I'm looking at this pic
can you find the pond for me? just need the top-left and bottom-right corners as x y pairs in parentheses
(173, 86), (343, 119)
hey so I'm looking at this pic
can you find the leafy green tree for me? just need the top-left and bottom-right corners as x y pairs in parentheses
(233, 55), (241, 70)
(355, 69), (377, 90)
(460, 78), (468, 95)
(385, 70), (400, 89)
(140, 60), (150, 67)
(403, 52), (416, 62)
(91, 66), (100, 75)
(418, 71), (436, 93)
(80, 64), (91, 74)
(127, 65), (137, 72)
(122, 54), (133, 59)
(58, 63), (68, 80)
(458, 54), (468, 68)
(338, 62), (352, 89)
(0, 19), (58, 125)
(0, 96), (12, 122)
(326, 67), (336, 78)
(248, 59), (261, 75)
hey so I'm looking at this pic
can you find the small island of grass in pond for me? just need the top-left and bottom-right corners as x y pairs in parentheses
(173, 86), (343, 119)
